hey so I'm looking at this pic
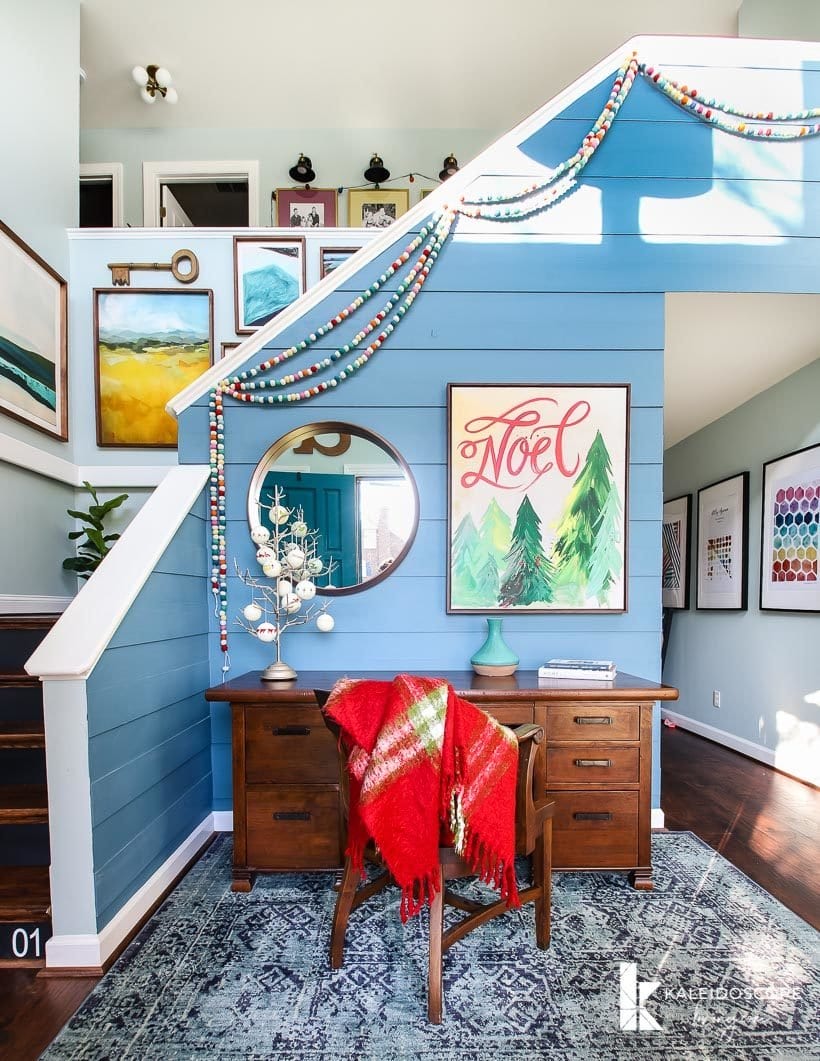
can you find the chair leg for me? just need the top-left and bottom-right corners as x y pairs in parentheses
(330, 856), (359, 969)
(533, 818), (552, 950)
(427, 866), (445, 1024)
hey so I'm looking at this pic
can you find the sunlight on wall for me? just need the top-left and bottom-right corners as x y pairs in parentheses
(775, 707), (820, 785)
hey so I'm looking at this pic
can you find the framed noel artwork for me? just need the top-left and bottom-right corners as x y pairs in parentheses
(662, 493), (692, 609)
(760, 443), (819, 612)
(447, 383), (630, 613)
(696, 471), (749, 610)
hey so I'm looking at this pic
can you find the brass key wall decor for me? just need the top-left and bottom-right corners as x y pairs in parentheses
(107, 248), (199, 286)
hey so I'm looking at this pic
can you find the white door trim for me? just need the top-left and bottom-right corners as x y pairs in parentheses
(79, 162), (124, 226)
(142, 160), (260, 227)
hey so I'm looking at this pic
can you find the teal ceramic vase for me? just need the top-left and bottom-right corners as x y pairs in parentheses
(470, 618), (519, 676)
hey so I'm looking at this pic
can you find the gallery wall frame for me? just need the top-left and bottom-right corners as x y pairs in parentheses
(319, 246), (362, 279)
(276, 187), (338, 228)
(696, 471), (749, 610)
(233, 236), (306, 334)
(662, 493), (692, 610)
(94, 288), (214, 448)
(759, 442), (819, 613)
(447, 382), (630, 614)
(347, 188), (409, 229)
(0, 219), (68, 440)
(220, 341), (240, 360)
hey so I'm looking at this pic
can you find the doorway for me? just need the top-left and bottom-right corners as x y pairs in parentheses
(142, 161), (260, 226)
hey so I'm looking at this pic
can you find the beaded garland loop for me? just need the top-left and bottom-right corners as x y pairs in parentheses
(210, 54), (820, 667)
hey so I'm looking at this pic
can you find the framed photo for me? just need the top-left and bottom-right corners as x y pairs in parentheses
(233, 236), (306, 334)
(220, 341), (240, 359)
(447, 383), (630, 613)
(319, 246), (361, 279)
(696, 472), (749, 610)
(662, 494), (692, 609)
(94, 288), (214, 448)
(0, 219), (67, 440)
(348, 188), (409, 229)
(276, 187), (338, 228)
(760, 443), (819, 612)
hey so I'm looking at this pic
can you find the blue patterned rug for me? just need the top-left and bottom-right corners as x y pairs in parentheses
(41, 832), (818, 1060)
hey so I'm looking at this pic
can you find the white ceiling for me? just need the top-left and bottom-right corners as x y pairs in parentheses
(77, 0), (820, 446)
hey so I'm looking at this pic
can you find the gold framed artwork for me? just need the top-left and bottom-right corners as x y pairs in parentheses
(0, 219), (68, 440)
(347, 189), (409, 229)
(94, 288), (214, 448)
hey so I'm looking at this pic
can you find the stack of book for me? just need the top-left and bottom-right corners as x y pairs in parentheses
(537, 658), (617, 680)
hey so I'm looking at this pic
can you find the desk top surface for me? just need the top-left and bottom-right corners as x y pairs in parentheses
(206, 670), (679, 704)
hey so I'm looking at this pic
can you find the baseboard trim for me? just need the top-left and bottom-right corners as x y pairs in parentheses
(212, 811), (233, 831)
(0, 594), (72, 614)
(651, 807), (665, 829)
(45, 815), (215, 971)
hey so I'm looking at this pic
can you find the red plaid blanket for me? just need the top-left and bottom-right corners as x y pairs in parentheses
(323, 674), (520, 921)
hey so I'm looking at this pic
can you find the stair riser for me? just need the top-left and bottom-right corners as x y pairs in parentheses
(0, 824), (50, 866)
(0, 627), (53, 670)
(1, 748), (47, 784)
(0, 685), (43, 724)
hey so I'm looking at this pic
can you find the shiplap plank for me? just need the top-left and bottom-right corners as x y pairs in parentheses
(89, 635), (208, 690)
(87, 660), (209, 737)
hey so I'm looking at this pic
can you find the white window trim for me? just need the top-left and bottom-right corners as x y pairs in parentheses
(142, 160), (260, 227)
(79, 162), (124, 227)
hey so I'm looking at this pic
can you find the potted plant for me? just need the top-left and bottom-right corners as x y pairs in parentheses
(63, 481), (128, 581)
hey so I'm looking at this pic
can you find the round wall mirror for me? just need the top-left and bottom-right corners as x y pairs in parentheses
(247, 422), (419, 595)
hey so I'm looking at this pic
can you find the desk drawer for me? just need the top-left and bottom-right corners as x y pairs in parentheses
(246, 785), (341, 869)
(547, 703), (639, 741)
(245, 707), (338, 784)
(479, 701), (535, 727)
(551, 790), (639, 868)
(547, 743), (639, 784)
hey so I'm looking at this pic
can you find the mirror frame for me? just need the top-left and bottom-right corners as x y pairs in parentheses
(247, 420), (420, 596)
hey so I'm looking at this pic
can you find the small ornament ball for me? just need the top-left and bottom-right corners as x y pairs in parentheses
(270, 505), (290, 525)
(256, 545), (275, 566)
(295, 579), (316, 601)
(262, 560), (281, 578)
(291, 520), (308, 538)
(277, 579), (293, 597)
(256, 622), (277, 643)
(282, 592), (301, 614)
(243, 602), (262, 622)
(316, 612), (335, 633)
(287, 547), (305, 569)
(250, 526), (270, 545)
(307, 557), (323, 575)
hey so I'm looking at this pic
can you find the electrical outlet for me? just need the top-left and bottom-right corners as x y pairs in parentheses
(712, 690), (721, 709)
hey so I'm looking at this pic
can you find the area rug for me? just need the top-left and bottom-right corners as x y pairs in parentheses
(41, 833), (819, 1060)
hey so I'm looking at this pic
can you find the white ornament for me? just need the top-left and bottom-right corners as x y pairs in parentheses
(261, 557), (281, 579)
(295, 579), (316, 601)
(256, 622), (277, 643)
(281, 592), (301, 614)
(291, 520), (308, 538)
(243, 602), (262, 622)
(307, 557), (323, 575)
(286, 548), (305, 569)
(282, 540), (298, 554)
(277, 579), (293, 598)
(250, 526), (270, 545)
(256, 545), (275, 566)
(316, 612), (335, 633)
(270, 505), (290, 525)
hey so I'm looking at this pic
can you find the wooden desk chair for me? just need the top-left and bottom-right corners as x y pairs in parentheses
(325, 718), (555, 1023)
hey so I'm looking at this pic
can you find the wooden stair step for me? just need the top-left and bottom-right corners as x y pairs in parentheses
(0, 785), (49, 824)
(0, 722), (45, 749)
(0, 670), (40, 689)
(0, 866), (50, 922)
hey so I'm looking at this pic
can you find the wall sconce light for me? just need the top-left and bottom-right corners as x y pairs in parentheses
(439, 154), (459, 180)
(364, 153), (390, 187)
(132, 64), (178, 105)
(288, 153), (316, 185)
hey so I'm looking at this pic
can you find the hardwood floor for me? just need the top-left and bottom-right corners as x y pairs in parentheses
(0, 724), (816, 1060)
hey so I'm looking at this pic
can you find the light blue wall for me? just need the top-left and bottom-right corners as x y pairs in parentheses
(85, 500), (211, 930)
(0, 465), (77, 596)
(663, 359), (820, 781)
(739, 0), (820, 41)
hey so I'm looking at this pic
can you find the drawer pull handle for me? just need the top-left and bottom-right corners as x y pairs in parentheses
(273, 811), (311, 821)
(574, 811), (613, 821)
(574, 716), (612, 725)
(269, 725), (311, 736)
(574, 758), (612, 768)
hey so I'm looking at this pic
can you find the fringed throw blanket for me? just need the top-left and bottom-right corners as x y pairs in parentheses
(323, 673), (520, 921)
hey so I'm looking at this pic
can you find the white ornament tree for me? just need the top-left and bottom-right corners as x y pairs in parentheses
(237, 485), (335, 680)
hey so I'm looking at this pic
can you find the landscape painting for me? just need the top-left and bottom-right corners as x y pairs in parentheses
(233, 236), (306, 333)
(94, 289), (213, 447)
(447, 383), (629, 613)
(0, 219), (67, 440)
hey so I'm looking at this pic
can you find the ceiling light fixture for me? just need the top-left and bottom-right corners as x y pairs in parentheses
(439, 154), (459, 180)
(288, 153), (316, 186)
(131, 64), (178, 105)
(363, 153), (390, 187)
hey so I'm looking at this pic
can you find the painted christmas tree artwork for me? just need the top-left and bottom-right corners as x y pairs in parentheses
(499, 495), (555, 607)
(451, 512), (484, 606)
(479, 498), (512, 568)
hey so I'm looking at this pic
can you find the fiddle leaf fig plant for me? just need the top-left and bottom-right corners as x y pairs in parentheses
(63, 481), (128, 580)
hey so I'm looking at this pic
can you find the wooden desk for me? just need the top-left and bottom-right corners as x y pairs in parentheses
(206, 670), (678, 892)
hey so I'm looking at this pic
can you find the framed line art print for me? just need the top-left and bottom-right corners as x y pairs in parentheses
(0, 218), (68, 440)
(447, 383), (630, 613)
(233, 236), (306, 334)
(662, 493), (692, 609)
(348, 188), (409, 229)
(94, 288), (214, 448)
(760, 442), (819, 612)
(696, 471), (749, 610)
(276, 187), (338, 228)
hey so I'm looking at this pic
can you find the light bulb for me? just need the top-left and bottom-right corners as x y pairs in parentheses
(132, 66), (149, 86)
(164, 86), (178, 104)
(140, 86), (157, 104)
(154, 67), (172, 88)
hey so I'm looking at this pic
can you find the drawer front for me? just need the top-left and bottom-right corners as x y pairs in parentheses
(246, 785), (341, 869)
(478, 701), (535, 728)
(547, 743), (639, 784)
(245, 707), (338, 784)
(547, 703), (639, 741)
(550, 790), (639, 868)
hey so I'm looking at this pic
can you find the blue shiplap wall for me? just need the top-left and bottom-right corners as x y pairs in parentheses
(85, 500), (211, 930)
(180, 53), (820, 813)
